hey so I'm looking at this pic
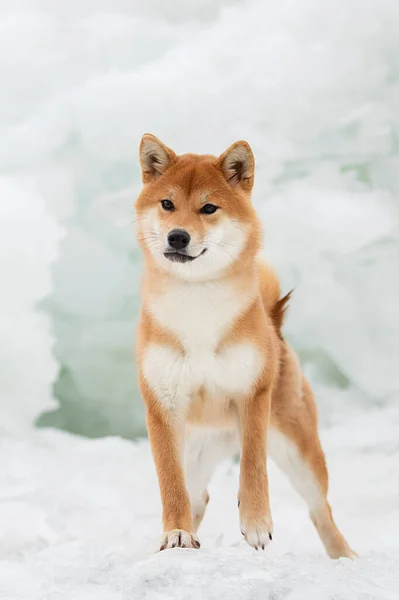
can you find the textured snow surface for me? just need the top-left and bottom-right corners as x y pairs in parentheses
(1, 406), (398, 599)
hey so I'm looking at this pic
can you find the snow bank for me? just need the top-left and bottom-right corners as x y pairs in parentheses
(0, 177), (62, 433)
(0, 407), (398, 598)
(1, 0), (398, 436)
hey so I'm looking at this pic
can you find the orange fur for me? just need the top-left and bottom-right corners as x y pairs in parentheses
(134, 134), (355, 558)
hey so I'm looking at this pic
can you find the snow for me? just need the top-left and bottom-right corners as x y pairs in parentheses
(1, 0), (399, 597)
(0, 176), (62, 434)
(1, 406), (399, 598)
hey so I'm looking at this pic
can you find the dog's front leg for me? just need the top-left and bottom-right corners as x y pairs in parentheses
(146, 405), (200, 551)
(237, 388), (273, 550)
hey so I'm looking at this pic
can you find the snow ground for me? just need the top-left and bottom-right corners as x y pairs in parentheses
(1, 405), (398, 599)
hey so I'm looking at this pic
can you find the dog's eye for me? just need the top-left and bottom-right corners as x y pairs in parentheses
(161, 199), (175, 211)
(200, 203), (219, 215)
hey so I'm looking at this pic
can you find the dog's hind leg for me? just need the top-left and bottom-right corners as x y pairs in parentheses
(185, 428), (239, 532)
(270, 372), (356, 559)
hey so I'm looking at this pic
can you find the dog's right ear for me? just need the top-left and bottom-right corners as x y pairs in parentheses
(139, 134), (177, 183)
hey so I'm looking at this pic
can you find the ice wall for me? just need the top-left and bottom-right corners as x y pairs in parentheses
(1, 0), (398, 436)
(0, 177), (62, 433)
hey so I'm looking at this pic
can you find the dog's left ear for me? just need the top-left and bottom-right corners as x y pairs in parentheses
(217, 141), (255, 193)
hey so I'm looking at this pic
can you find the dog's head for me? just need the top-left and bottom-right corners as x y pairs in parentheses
(135, 134), (262, 281)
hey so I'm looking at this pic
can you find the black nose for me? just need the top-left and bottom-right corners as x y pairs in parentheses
(167, 228), (191, 250)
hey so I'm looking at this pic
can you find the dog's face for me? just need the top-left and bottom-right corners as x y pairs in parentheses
(135, 134), (262, 281)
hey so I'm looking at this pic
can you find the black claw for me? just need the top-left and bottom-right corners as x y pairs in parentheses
(261, 544), (265, 550)
(178, 532), (182, 547)
(237, 500), (240, 508)
(241, 530), (245, 537)
(269, 533), (273, 541)
(193, 539), (201, 549)
(171, 542), (176, 548)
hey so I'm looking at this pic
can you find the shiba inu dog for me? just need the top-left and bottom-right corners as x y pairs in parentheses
(134, 134), (355, 558)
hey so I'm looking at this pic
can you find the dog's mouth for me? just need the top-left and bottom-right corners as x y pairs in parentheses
(163, 249), (207, 263)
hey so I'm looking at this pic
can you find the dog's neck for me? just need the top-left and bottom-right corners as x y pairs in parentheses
(141, 256), (259, 296)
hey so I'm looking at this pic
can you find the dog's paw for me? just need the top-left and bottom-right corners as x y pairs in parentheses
(160, 529), (200, 551)
(240, 513), (273, 551)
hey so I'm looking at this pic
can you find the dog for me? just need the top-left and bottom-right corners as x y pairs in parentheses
(134, 133), (355, 558)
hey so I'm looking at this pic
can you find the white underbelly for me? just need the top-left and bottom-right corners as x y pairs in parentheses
(141, 342), (264, 411)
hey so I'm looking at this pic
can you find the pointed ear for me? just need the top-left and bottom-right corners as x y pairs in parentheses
(217, 141), (255, 192)
(139, 134), (177, 183)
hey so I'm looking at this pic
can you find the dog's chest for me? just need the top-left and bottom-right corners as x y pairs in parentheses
(142, 281), (263, 409)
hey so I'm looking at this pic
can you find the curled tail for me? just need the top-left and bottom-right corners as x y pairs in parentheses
(269, 290), (292, 339)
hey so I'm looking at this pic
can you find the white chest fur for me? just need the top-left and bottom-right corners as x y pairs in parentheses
(141, 280), (263, 410)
